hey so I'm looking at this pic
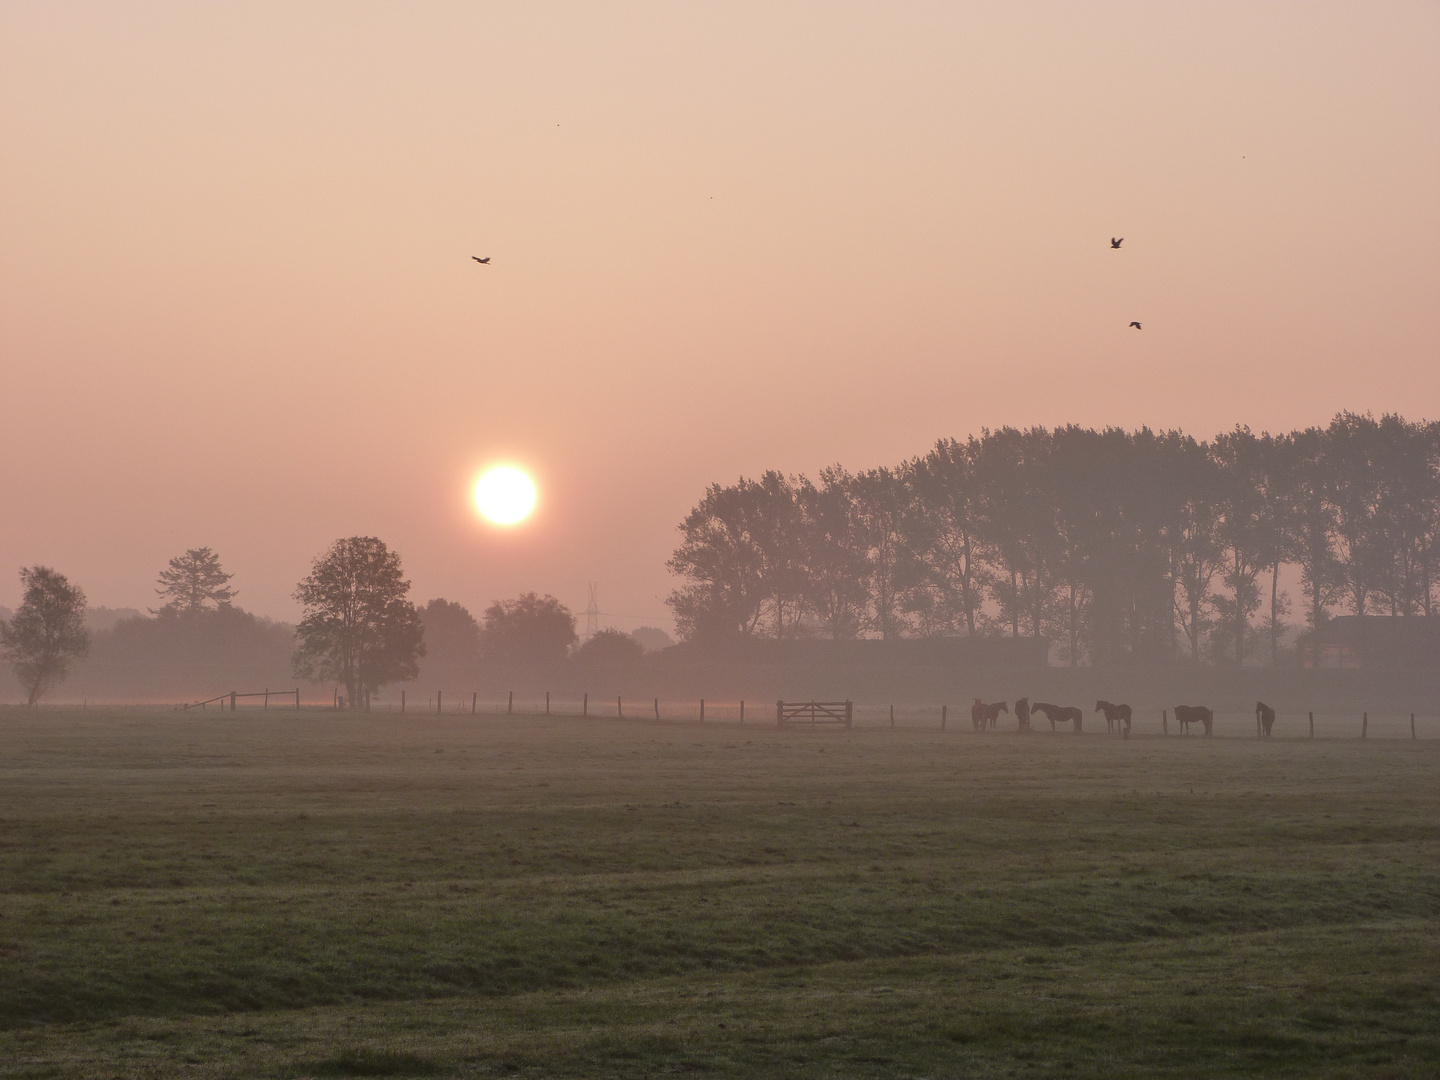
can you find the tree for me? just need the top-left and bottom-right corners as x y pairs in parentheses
(906, 439), (989, 637)
(666, 479), (775, 641)
(479, 593), (577, 665)
(1165, 436), (1225, 665)
(419, 598), (481, 670)
(153, 547), (236, 615)
(292, 537), (425, 710)
(1, 566), (90, 705)
(574, 627), (645, 664)
(795, 468), (870, 640)
(1211, 428), (1271, 666)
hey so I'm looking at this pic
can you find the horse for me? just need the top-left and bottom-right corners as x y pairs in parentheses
(972, 698), (1008, 731)
(1173, 704), (1214, 737)
(1256, 700), (1276, 738)
(1031, 702), (1083, 733)
(1014, 696), (1032, 733)
(1095, 700), (1132, 737)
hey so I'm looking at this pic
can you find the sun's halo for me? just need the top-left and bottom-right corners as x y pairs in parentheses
(473, 466), (536, 525)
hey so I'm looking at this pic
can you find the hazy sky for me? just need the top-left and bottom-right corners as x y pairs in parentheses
(3, 2), (1438, 628)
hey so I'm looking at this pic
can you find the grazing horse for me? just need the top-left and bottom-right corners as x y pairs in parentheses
(1095, 700), (1132, 737)
(1014, 696), (1032, 733)
(1031, 702), (1083, 733)
(971, 698), (1009, 731)
(1173, 705), (1214, 737)
(1256, 700), (1276, 738)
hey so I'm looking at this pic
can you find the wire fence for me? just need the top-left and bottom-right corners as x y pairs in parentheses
(7, 695), (1436, 740)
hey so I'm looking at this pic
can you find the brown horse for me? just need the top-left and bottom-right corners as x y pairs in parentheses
(1014, 696), (1032, 733)
(1095, 700), (1132, 737)
(972, 698), (1009, 731)
(1173, 704), (1213, 737)
(1256, 700), (1276, 738)
(1031, 702), (1083, 733)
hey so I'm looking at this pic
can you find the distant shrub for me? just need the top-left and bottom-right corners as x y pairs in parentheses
(574, 627), (644, 664)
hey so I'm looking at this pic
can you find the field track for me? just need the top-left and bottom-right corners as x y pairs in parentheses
(1, 708), (1437, 1078)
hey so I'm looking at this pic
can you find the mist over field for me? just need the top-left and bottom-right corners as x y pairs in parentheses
(2, 3), (1438, 1077)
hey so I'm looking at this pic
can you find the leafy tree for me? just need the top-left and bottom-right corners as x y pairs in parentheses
(629, 626), (676, 653)
(906, 439), (989, 637)
(574, 627), (645, 664)
(480, 593), (577, 665)
(1278, 426), (1343, 642)
(666, 479), (775, 640)
(848, 466), (919, 639)
(1, 567), (90, 705)
(795, 468), (870, 639)
(1211, 428), (1271, 666)
(1164, 436), (1225, 665)
(292, 537), (425, 710)
(419, 598), (481, 670)
(153, 547), (236, 615)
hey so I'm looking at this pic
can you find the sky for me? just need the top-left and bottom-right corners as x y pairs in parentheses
(2, 1), (1438, 629)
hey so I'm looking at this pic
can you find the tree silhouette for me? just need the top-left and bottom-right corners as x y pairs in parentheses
(479, 593), (577, 665)
(292, 537), (424, 710)
(1, 566), (89, 705)
(154, 547), (236, 615)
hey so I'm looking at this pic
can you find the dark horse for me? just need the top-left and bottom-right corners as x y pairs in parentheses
(1173, 705), (1214, 737)
(1256, 700), (1276, 738)
(1095, 700), (1132, 737)
(1031, 702), (1083, 733)
(971, 698), (1009, 731)
(1014, 696), (1032, 733)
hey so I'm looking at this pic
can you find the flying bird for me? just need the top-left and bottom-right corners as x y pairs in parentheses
(472, 256), (491, 264)
(1129, 321), (1142, 329)
(1111, 237), (1124, 249)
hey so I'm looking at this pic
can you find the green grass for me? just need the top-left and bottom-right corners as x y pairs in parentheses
(1, 708), (1437, 1077)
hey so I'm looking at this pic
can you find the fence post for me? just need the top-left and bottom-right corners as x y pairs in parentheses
(546, 691), (550, 715)
(700, 699), (705, 722)
(440, 690), (445, 714)
(1362, 712), (1367, 739)
(941, 704), (947, 731)
(230, 692), (237, 712)
(890, 704), (895, 729)
(654, 697), (659, 720)
(1412, 712), (1416, 740)
(264, 688), (269, 709)
(506, 691), (512, 715)
(1162, 709), (1167, 736)
(740, 700), (745, 724)
(777, 700), (783, 726)
(583, 692), (588, 717)
(295, 689), (300, 709)
(617, 695), (623, 719)
(1309, 711), (1314, 738)
(401, 690), (406, 714)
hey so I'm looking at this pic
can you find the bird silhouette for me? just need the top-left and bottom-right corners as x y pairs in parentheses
(472, 256), (490, 264)
(1111, 237), (1124, 249)
(1129, 321), (1142, 329)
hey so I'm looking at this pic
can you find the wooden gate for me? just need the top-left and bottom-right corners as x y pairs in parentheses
(777, 700), (853, 728)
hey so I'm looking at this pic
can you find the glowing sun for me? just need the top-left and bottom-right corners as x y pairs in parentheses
(474, 466), (536, 525)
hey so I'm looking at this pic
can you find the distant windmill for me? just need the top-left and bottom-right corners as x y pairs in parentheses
(1111, 237), (1124, 249)
(1129, 321), (1142, 329)
(472, 256), (491, 264)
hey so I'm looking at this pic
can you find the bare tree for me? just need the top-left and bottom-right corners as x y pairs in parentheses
(154, 547), (236, 615)
(1, 567), (90, 705)
(292, 537), (425, 710)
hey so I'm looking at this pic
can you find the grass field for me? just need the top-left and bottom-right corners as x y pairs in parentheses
(1, 708), (1437, 1078)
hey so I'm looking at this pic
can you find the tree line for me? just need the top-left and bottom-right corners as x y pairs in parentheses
(1, 544), (662, 707)
(666, 413), (1440, 666)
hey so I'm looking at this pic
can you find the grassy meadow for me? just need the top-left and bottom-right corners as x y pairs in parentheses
(0, 706), (1437, 1078)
